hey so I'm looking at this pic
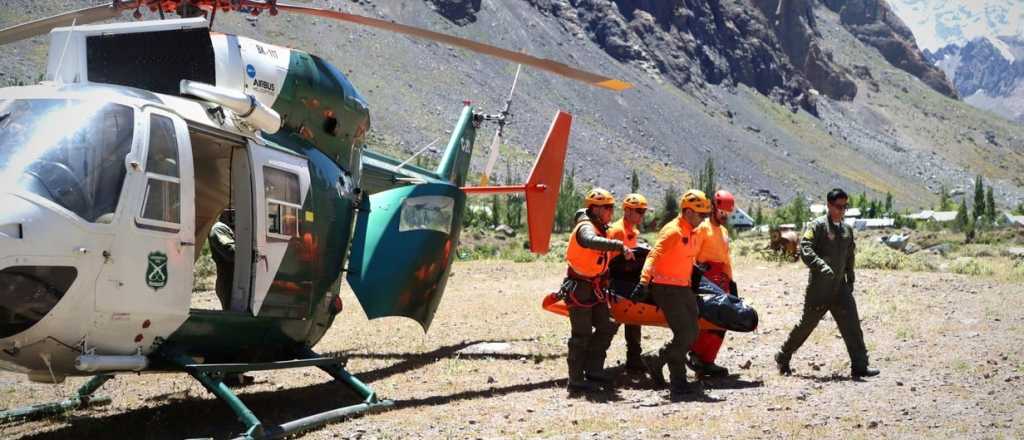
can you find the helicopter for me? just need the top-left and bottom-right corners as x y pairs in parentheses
(0, 1), (631, 438)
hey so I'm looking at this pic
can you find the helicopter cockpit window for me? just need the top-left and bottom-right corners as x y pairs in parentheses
(139, 114), (181, 226)
(399, 195), (454, 235)
(0, 99), (134, 223)
(264, 166), (300, 239)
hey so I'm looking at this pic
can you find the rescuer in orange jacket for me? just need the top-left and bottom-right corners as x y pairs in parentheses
(634, 190), (710, 399)
(562, 188), (635, 394)
(688, 190), (737, 377)
(607, 193), (648, 372)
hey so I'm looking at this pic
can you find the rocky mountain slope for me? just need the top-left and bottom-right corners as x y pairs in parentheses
(2, 0), (1023, 210)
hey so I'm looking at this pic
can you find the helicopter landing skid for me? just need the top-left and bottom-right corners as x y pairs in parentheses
(167, 350), (392, 440)
(0, 373), (114, 423)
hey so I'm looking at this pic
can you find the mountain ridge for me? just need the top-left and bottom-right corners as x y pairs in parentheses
(1, 0), (1022, 210)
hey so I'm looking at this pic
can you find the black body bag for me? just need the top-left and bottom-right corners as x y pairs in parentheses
(697, 292), (759, 332)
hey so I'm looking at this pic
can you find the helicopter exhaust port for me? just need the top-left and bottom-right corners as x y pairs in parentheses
(75, 354), (149, 372)
(179, 80), (281, 133)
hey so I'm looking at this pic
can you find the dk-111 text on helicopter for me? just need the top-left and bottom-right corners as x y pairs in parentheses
(0, 1), (630, 438)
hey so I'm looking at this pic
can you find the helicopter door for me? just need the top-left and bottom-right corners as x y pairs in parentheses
(93, 110), (195, 351)
(247, 143), (310, 316)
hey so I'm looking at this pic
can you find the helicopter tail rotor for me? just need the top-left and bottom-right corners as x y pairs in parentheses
(479, 64), (522, 187)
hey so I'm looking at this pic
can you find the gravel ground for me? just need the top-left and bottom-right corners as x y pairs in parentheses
(1, 258), (1022, 439)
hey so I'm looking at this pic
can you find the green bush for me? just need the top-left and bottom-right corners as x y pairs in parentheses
(1011, 261), (1024, 282)
(856, 242), (936, 272)
(950, 258), (994, 276)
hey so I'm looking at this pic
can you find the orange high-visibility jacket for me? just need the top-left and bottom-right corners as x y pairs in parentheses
(639, 217), (701, 286)
(607, 218), (639, 249)
(566, 221), (611, 278)
(695, 219), (733, 279)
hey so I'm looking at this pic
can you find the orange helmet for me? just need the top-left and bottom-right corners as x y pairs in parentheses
(584, 188), (615, 208)
(714, 190), (735, 213)
(622, 193), (648, 210)
(679, 190), (711, 213)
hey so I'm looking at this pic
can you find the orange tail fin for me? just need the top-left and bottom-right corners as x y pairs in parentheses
(524, 111), (570, 253)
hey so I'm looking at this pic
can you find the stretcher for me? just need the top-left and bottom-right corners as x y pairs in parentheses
(541, 292), (726, 331)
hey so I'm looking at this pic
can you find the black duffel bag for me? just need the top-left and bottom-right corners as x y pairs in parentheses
(697, 292), (758, 332)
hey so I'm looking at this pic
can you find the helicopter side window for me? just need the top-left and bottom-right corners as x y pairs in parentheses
(399, 195), (454, 235)
(264, 166), (300, 239)
(138, 114), (181, 227)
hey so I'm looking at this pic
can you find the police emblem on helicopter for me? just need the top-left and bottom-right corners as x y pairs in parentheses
(146, 252), (169, 291)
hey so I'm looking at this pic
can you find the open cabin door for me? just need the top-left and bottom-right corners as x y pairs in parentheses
(346, 183), (465, 331)
(247, 143), (311, 316)
(93, 109), (195, 353)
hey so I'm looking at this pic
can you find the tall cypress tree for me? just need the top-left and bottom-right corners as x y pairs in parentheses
(973, 174), (985, 222)
(955, 197), (969, 232)
(555, 166), (579, 232)
(985, 186), (996, 223)
(661, 185), (680, 227)
(630, 169), (640, 193)
(939, 185), (953, 211)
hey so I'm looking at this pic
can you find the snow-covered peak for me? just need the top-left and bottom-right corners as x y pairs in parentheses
(886, 0), (1024, 52)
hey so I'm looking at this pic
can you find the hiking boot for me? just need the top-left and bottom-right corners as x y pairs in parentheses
(774, 352), (792, 376)
(687, 352), (729, 378)
(668, 380), (696, 401)
(685, 351), (706, 375)
(702, 362), (729, 378)
(585, 370), (614, 385)
(625, 355), (646, 374)
(566, 379), (601, 394)
(642, 353), (667, 388)
(852, 366), (880, 378)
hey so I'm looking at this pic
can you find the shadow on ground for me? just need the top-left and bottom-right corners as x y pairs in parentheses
(7, 340), (565, 440)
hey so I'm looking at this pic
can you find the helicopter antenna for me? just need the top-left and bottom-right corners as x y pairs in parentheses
(479, 64), (521, 186)
(394, 137), (441, 172)
(52, 17), (77, 86)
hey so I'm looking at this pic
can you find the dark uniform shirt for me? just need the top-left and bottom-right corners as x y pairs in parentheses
(800, 216), (856, 288)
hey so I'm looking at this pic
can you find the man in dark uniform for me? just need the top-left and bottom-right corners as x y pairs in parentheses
(775, 188), (880, 379)
(209, 209), (236, 311)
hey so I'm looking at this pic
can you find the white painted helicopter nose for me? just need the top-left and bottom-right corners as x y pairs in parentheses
(0, 191), (111, 376)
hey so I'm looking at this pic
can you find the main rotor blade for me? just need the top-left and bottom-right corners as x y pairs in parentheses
(0, 3), (122, 46)
(275, 3), (632, 91)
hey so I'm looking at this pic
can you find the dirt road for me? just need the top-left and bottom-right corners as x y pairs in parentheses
(1, 260), (1022, 439)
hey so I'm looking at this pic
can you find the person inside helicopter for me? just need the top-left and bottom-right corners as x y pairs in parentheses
(209, 208), (236, 311)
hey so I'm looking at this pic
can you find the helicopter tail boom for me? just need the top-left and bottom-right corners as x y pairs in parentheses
(462, 111), (570, 254)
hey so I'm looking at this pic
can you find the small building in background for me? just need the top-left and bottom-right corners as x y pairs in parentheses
(1000, 212), (1024, 228)
(905, 210), (958, 224)
(930, 211), (959, 223)
(728, 208), (755, 231)
(846, 218), (896, 230)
